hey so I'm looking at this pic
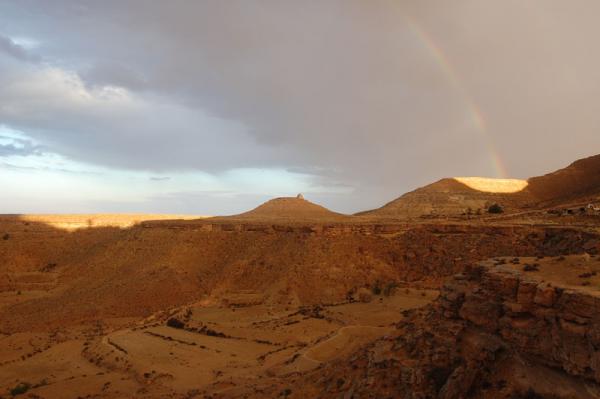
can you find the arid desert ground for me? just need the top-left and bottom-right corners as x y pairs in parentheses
(3, 155), (600, 398)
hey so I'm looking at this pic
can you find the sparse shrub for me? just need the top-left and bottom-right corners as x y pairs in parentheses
(371, 282), (382, 296)
(346, 289), (355, 302)
(523, 388), (543, 399)
(10, 382), (31, 396)
(2, 233), (9, 240)
(488, 204), (503, 214)
(166, 317), (185, 329)
(428, 367), (451, 393)
(523, 264), (539, 272)
(383, 282), (398, 296)
(41, 262), (57, 272)
(205, 329), (223, 337)
(481, 379), (492, 389)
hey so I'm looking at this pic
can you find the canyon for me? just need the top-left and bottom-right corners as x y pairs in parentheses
(2, 155), (600, 398)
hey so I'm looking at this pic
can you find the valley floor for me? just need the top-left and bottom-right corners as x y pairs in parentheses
(0, 286), (436, 398)
(2, 212), (600, 398)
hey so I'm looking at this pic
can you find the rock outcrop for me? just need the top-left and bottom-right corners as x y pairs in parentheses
(442, 260), (600, 385)
(230, 196), (346, 221)
(292, 259), (600, 398)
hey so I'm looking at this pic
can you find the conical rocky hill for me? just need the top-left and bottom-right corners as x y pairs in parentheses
(234, 194), (346, 221)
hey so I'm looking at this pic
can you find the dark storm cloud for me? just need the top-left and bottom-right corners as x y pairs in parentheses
(1, 0), (600, 210)
(0, 34), (40, 63)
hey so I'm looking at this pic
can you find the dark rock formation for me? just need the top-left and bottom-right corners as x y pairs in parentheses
(292, 261), (600, 398)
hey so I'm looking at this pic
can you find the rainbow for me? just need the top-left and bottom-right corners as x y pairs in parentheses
(404, 17), (509, 178)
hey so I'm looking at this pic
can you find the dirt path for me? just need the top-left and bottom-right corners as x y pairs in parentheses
(302, 325), (390, 363)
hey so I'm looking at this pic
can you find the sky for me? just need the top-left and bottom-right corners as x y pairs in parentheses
(1, 0), (600, 215)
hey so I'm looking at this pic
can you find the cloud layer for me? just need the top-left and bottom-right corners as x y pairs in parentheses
(1, 1), (600, 213)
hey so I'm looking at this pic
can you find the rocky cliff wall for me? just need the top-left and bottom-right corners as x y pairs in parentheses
(292, 258), (600, 398)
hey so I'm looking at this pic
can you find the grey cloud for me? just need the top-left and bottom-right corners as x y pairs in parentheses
(149, 176), (171, 181)
(0, 136), (41, 157)
(80, 62), (147, 91)
(0, 34), (40, 63)
(0, 57), (287, 173)
(1, 1), (600, 211)
(0, 144), (34, 157)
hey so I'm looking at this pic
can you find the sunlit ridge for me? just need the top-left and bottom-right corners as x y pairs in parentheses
(453, 177), (528, 193)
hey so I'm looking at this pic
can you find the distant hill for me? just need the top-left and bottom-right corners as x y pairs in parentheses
(232, 195), (347, 221)
(358, 154), (600, 218)
(524, 154), (600, 205)
(357, 177), (531, 218)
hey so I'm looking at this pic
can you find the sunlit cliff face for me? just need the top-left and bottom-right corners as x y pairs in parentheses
(453, 177), (528, 193)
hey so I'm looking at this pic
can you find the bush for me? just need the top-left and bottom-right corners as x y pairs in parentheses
(371, 282), (382, 296)
(524, 388), (543, 399)
(41, 263), (58, 272)
(488, 204), (503, 214)
(166, 317), (185, 329)
(383, 282), (398, 296)
(2, 233), (9, 240)
(10, 382), (31, 396)
(428, 367), (451, 393)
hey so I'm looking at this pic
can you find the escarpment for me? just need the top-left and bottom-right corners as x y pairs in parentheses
(288, 256), (600, 398)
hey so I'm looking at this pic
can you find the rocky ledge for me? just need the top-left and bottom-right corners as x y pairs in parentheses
(443, 258), (600, 384)
(296, 257), (600, 398)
